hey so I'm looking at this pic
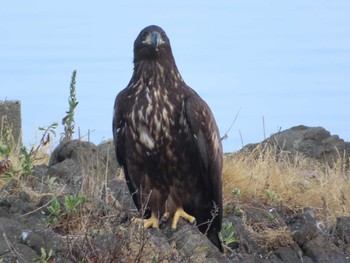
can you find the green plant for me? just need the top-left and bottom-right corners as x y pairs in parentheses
(235, 206), (243, 217)
(220, 221), (238, 250)
(38, 122), (58, 137)
(0, 144), (11, 158)
(46, 197), (62, 225)
(231, 187), (242, 199)
(64, 194), (87, 215)
(46, 194), (88, 226)
(150, 254), (159, 263)
(39, 247), (53, 263)
(266, 212), (277, 222)
(61, 70), (78, 141)
(20, 146), (33, 178)
(47, 176), (58, 191)
(264, 189), (279, 204)
(30, 122), (58, 158)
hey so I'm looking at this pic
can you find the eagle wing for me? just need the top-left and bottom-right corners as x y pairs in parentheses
(184, 94), (223, 231)
(113, 90), (141, 211)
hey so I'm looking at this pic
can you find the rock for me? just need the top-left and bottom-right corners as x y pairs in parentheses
(47, 158), (83, 194)
(1, 129), (349, 262)
(49, 140), (97, 166)
(30, 164), (50, 193)
(331, 216), (350, 256)
(165, 221), (228, 263)
(48, 139), (121, 196)
(287, 209), (318, 246)
(32, 164), (48, 178)
(334, 216), (350, 245)
(75, 233), (123, 262)
(0, 217), (23, 244)
(303, 235), (348, 263)
(2, 192), (36, 216)
(48, 140), (96, 194)
(21, 228), (67, 257)
(97, 140), (120, 178)
(0, 205), (11, 218)
(274, 247), (299, 262)
(242, 125), (350, 166)
(107, 178), (135, 210)
(1, 178), (20, 195)
(0, 188), (74, 262)
(227, 253), (259, 263)
(289, 244), (314, 263)
(0, 217), (38, 263)
(283, 210), (349, 262)
(0, 199), (14, 218)
(1, 243), (38, 263)
(298, 256), (314, 263)
(0, 100), (22, 145)
(227, 215), (262, 255)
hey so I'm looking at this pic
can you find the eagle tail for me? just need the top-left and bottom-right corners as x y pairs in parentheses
(207, 231), (223, 252)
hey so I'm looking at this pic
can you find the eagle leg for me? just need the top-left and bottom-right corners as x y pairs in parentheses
(132, 212), (159, 228)
(171, 207), (196, 229)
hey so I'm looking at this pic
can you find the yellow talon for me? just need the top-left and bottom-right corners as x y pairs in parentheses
(132, 212), (159, 228)
(171, 207), (196, 229)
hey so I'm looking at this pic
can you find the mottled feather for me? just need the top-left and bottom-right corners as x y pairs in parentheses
(113, 25), (223, 251)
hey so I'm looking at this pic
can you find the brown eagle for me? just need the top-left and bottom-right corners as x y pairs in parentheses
(113, 25), (223, 251)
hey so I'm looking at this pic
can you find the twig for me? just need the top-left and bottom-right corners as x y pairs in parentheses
(262, 116), (266, 140)
(221, 108), (241, 141)
(239, 129), (244, 148)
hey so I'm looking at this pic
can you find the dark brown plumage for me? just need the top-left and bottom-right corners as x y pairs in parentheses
(113, 25), (223, 251)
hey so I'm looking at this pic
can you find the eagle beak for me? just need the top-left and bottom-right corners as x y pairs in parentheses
(151, 31), (161, 50)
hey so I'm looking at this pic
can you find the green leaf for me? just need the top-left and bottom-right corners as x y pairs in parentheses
(0, 144), (11, 156)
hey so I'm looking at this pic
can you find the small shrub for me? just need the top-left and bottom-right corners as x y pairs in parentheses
(46, 194), (88, 228)
(264, 189), (279, 204)
(231, 187), (242, 199)
(46, 197), (61, 225)
(220, 221), (238, 251)
(64, 194), (88, 215)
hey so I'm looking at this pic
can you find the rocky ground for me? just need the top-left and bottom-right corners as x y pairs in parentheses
(0, 125), (350, 262)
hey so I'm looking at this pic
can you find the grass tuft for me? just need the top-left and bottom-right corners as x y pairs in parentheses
(222, 144), (350, 224)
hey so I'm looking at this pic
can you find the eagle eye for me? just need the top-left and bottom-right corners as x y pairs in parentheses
(142, 31), (148, 38)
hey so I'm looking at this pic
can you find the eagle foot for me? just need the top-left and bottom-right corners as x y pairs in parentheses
(132, 213), (159, 228)
(161, 212), (170, 223)
(171, 207), (196, 229)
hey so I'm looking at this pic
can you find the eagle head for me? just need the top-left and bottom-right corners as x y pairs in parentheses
(133, 25), (173, 62)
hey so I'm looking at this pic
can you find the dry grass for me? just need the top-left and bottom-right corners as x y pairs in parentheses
(222, 144), (350, 225)
(0, 130), (51, 196)
(2, 120), (350, 260)
(249, 226), (294, 250)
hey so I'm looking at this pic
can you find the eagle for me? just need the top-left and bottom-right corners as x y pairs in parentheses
(113, 25), (223, 252)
